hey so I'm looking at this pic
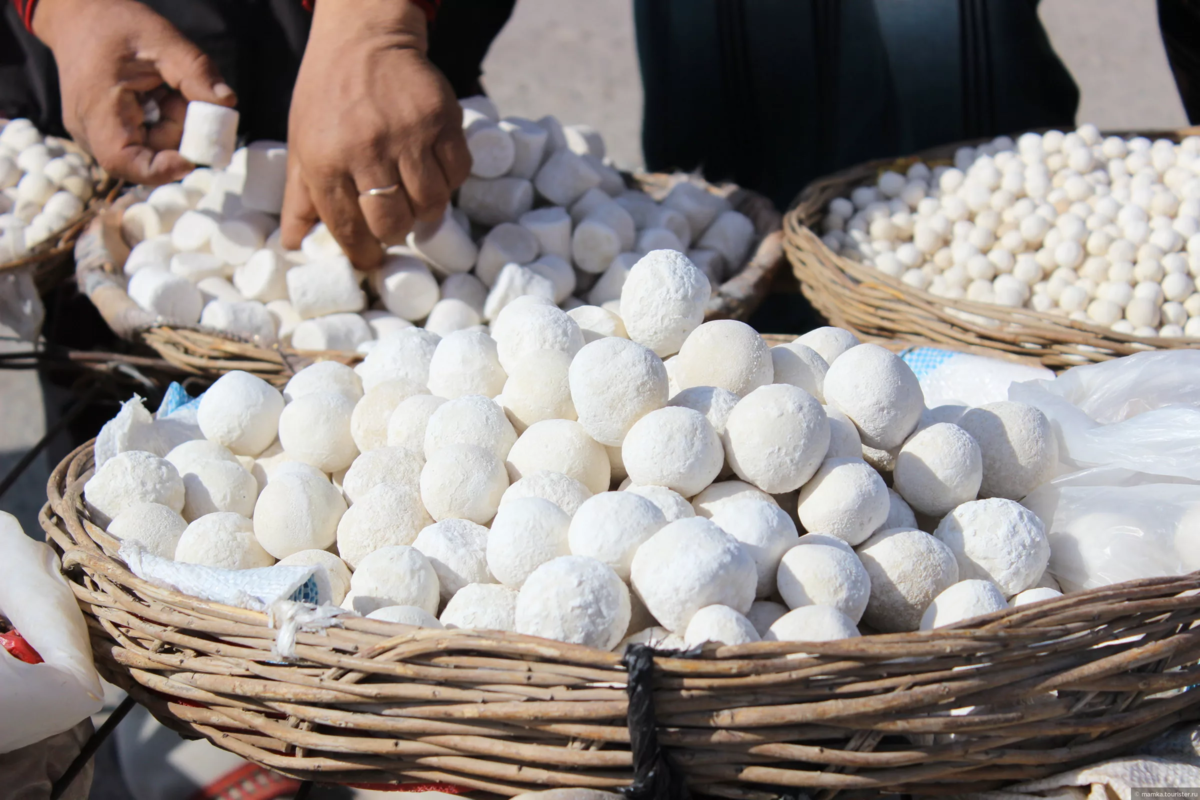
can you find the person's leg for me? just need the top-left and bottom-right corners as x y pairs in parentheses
(428, 0), (518, 99)
(1158, 0), (1200, 124)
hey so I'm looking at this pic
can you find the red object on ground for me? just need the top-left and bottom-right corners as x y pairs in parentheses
(191, 763), (301, 800)
(0, 627), (43, 665)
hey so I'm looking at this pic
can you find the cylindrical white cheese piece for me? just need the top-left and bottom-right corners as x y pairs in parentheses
(197, 371), (284, 456)
(463, 109), (516, 179)
(179, 101), (240, 169)
(290, 313), (373, 352)
(457, 177), (534, 227)
(662, 182), (731, 238)
(515, 555), (630, 649)
(124, 235), (175, 276)
(371, 254), (439, 321)
(409, 207), (478, 274)
(287, 256), (366, 319)
(534, 149), (601, 207)
(122, 203), (163, 246)
(476, 222), (540, 286)
(460, 95), (499, 121)
(199, 299), (277, 344)
(171, 251), (225, 283)
(440, 272), (488, 314)
(697, 210), (755, 267)
(127, 269), (204, 325)
(519, 206), (571, 261)
(500, 117), (550, 180)
(240, 140), (287, 213)
(232, 249), (288, 302)
(487, 497), (571, 587)
(211, 217), (267, 266)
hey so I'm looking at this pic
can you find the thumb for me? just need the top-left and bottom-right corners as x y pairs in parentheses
(140, 21), (237, 107)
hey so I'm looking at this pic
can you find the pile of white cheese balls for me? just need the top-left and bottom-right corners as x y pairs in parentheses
(116, 97), (756, 353)
(88, 247), (1070, 652)
(820, 125), (1200, 339)
(0, 118), (96, 262)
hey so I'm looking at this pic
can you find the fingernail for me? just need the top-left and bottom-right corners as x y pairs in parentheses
(213, 83), (234, 100)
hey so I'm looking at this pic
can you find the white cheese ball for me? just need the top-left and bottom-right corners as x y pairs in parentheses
(283, 361), (363, 405)
(824, 406), (863, 460)
(620, 249), (712, 357)
(491, 301), (584, 373)
(621, 407), (724, 498)
(919, 579), (1008, 630)
(797, 458), (890, 546)
(366, 605), (442, 627)
(933, 498), (1049, 596)
(765, 605), (861, 643)
(957, 402), (1058, 500)
(179, 459), (258, 522)
(197, 371), (285, 456)
(618, 626), (684, 652)
(746, 601), (790, 636)
(277, 391), (359, 474)
(630, 517), (757, 632)
(569, 337), (668, 447)
(684, 605), (760, 647)
(691, 480), (777, 518)
(413, 518), (492, 600)
(176, 512), (274, 569)
(501, 470), (592, 516)
(568, 304), (628, 343)
(624, 484), (695, 523)
(499, 349), (576, 432)
(709, 499), (799, 597)
(568, 492), (666, 579)
(386, 395), (447, 455)
(350, 379), (428, 453)
(343, 545), (440, 616)
(771, 342), (829, 402)
(880, 489), (919, 532)
(1011, 587), (1063, 606)
(516, 555), (631, 649)
(278, 549), (352, 605)
(441, 583), (520, 631)
(776, 542), (871, 622)
(506, 419), (611, 495)
(420, 444), (508, 524)
(355, 328), (440, 392)
(795, 327), (860, 365)
(84, 450), (185, 524)
(336, 482), (431, 567)
(856, 527), (960, 632)
(672, 320), (773, 398)
(252, 468), (346, 558)
(487, 497), (571, 587)
(107, 502), (188, 559)
(892, 423), (983, 516)
(824, 344), (924, 450)
(723, 385), (830, 493)
(667, 386), (739, 435)
(341, 446), (423, 503)
(424, 394), (517, 461)
(426, 330), (507, 400)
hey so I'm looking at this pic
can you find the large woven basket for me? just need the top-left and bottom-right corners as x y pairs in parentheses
(77, 173), (785, 388)
(784, 129), (1200, 369)
(43, 440), (1200, 797)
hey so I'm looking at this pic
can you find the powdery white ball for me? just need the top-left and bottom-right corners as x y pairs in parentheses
(336, 482), (432, 567)
(84, 450), (185, 524)
(919, 579), (1008, 630)
(505, 419), (611, 495)
(892, 423), (983, 516)
(499, 348), (576, 432)
(278, 391), (359, 473)
(426, 330), (506, 400)
(824, 405), (863, 460)
(795, 327), (860, 365)
(957, 402), (1058, 500)
(283, 361), (363, 405)
(413, 518), (492, 600)
(1011, 587), (1063, 606)
(423, 394), (517, 461)
(501, 470), (593, 516)
(487, 497), (571, 587)
(684, 605), (760, 647)
(770, 342), (829, 402)
(441, 583), (519, 630)
(197, 371), (284, 456)
(933, 497), (1049, 596)
(386, 395), (447, 454)
(620, 249), (711, 357)
(355, 328), (440, 391)
(420, 444), (509, 524)
(667, 386), (740, 439)
(824, 344), (924, 450)
(175, 512), (274, 569)
(568, 492), (665, 579)
(621, 407), (724, 497)
(278, 549), (352, 605)
(881, 488), (919, 532)
(350, 378), (428, 453)
(630, 517), (757, 632)
(107, 502), (187, 559)
(691, 480), (777, 519)
(746, 600), (789, 636)
(179, 459), (258, 522)
(342, 446), (424, 502)
(569, 337), (668, 447)
(723, 385), (830, 494)
(797, 458), (890, 546)
(343, 545), (440, 616)
(491, 300), (584, 373)
(776, 543), (871, 623)
(515, 555), (631, 649)
(709, 499), (799, 598)
(765, 605), (861, 643)
(365, 605), (442, 627)
(624, 484), (695, 523)
(856, 527), (959, 632)
(672, 320), (773, 398)
(253, 467), (346, 558)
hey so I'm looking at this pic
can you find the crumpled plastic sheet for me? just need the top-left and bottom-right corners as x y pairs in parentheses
(0, 267), (44, 342)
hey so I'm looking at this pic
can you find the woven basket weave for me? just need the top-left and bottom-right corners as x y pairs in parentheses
(78, 173), (785, 388)
(43, 440), (1200, 797)
(784, 129), (1200, 369)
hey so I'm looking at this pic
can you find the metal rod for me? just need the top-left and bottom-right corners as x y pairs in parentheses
(0, 381), (101, 501)
(50, 695), (136, 800)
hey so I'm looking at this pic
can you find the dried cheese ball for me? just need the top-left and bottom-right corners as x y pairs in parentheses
(795, 327), (860, 365)
(672, 320), (774, 398)
(506, 419), (611, 495)
(355, 328), (440, 391)
(501, 470), (592, 516)
(569, 337), (668, 447)
(366, 605), (442, 627)
(252, 467), (346, 558)
(709, 499), (799, 597)
(956, 402), (1058, 501)
(824, 406), (863, 460)
(933, 498), (1049, 596)
(746, 600), (789, 636)
(350, 378), (428, 453)
(515, 555), (631, 649)
(624, 484), (695, 523)
(176, 512), (274, 570)
(1010, 587), (1063, 606)
(283, 360), (363, 404)
(918, 579), (1007, 630)
(341, 446), (424, 502)
(770, 342), (829, 402)
(498, 349), (577, 432)
(487, 497), (571, 587)
(336, 482), (432, 567)
(420, 444), (509, 524)
(880, 489), (919, 533)
(164, 440), (239, 475)
(667, 386), (739, 438)
(776, 542), (871, 622)
(343, 545), (440, 616)
(797, 458), (890, 546)
(824, 344), (924, 450)
(856, 527), (959, 632)
(684, 605), (761, 647)
(278, 391), (360, 473)
(691, 480), (777, 518)
(197, 371), (285, 456)
(386, 394), (447, 454)
(414, 518), (492, 599)
(621, 407), (724, 497)
(278, 549), (352, 605)
(568, 491), (666, 579)
(84, 450), (185, 524)
(892, 423), (983, 516)
(426, 330), (507, 399)
(620, 250), (711, 357)
(107, 502), (187, 559)
(179, 459), (259, 522)
(723, 385), (830, 493)
(423, 394), (517, 461)
(491, 300), (584, 373)
(441, 583), (519, 631)
(766, 605), (861, 643)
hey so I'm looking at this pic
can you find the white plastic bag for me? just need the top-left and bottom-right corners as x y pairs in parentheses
(899, 346), (1054, 409)
(0, 512), (103, 753)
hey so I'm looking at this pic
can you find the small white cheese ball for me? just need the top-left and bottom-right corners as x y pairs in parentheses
(765, 605), (861, 643)
(252, 467), (346, 558)
(691, 480), (777, 518)
(622, 407), (724, 497)
(413, 518), (492, 600)
(107, 502), (187, 559)
(350, 378), (428, 453)
(341, 446), (424, 502)
(84, 450), (185, 524)
(617, 626), (685, 651)
(516, 555), (631, 649)
(568, 492), (666, 579)
(441, 583), (520, 630)
(499, 349), (576, 432)
(684, 605), (760, 647)
(336, 482), (431, 567)
(624, 484), (695, 523)
(797, 458), (890, 546)
(824, 344), (924, 450)
(919, 579), (1008, 630)
(355, 328), (441, 391)
(423, 394), (517, 461)
(620, 250), (712, 357)
(746, 600), (790, 636)
(277, 391), (359, 474)
(179, 459), (258, 522)
(283, 361), (363, 405)
(709, 499), (799, 597)
(672, 320), (774, 398)
(723, 385), (830, 493)
(366, 605), (442, 627)
(568, 304), (628, 344)
(795, 327), (860, 365)
(933, 498), (1049, 596)
(197, 371), (285, 457)
(487, 497), (571, 587)
(420, 444), (508, 524)
(490, 300), (584, 373)
(569, 337), (668, 447)
(386, 395), (447, 455)
(506, 419), (611, 495)
(892, 423), (983, 516)
(770, 342), (829, 402)
(424, 298), (482, 337)
(1011, 586), (1063, 606)
(824, 406), (863, 460)
(425, 330), (506, 400)
(630, 517), (757, 632)
(880, 488), (919, 532)
(278, 549), (352, 605)
(343, 545), (440, 616)
(856, 527), (959, 632)
(776, 542), (871, 622)
(501, 470), (592, 516)
(957, 402), (1058, 501)
(175, 512), (274, 569)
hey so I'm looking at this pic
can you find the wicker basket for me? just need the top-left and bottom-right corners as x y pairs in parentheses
(43, 441), (1200, 797)
(77, 173), (785, 388)
(784, 129), (1200, 369)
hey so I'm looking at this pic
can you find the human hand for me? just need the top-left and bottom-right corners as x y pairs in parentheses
(31, 0), (236, 185)
(279, 0), (471, 270)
